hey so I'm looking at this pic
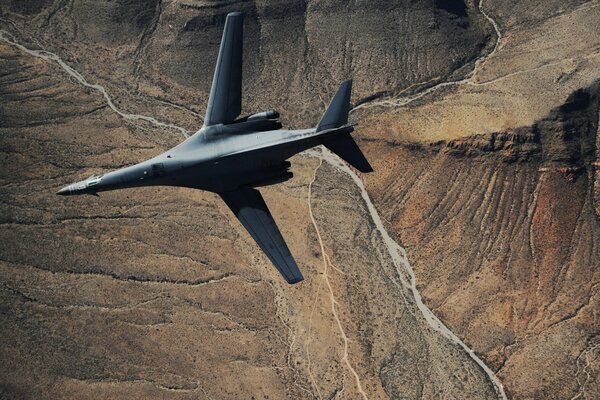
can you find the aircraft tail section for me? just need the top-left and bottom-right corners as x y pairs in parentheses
(317, 80), (373, 173)
(317, 80), (352, 132)
(321, 132), (373, 172)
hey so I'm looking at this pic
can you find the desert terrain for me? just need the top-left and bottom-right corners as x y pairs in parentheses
(1, 1), (598, 399)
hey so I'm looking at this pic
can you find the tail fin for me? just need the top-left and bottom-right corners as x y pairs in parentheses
(317, 80), (352, 131)
(317, 80), (374, 173)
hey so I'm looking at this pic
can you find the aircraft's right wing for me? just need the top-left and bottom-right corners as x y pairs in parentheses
(219, 187), (304, 284)
(204, 12), (244, 126)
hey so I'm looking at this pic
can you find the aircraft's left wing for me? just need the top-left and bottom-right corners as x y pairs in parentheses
(204, 12), (244, 126)
(219, 187), (304, 284)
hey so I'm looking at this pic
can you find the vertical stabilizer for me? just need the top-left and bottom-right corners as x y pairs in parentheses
(317, 80), (352, 131)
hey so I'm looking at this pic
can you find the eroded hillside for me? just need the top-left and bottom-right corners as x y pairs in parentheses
(1, 0), (598, 399)
(355, 1), (600, 398)
(362, 84), (600, 399)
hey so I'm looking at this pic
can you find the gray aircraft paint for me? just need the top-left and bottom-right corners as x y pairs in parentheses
(57, 12), (372, 284)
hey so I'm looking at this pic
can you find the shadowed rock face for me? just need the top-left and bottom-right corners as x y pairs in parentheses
(434, 0), (468, 18)
(1, 0), (599, 399)
(7, 0), (53, 15)
(363, 81), (600, 399)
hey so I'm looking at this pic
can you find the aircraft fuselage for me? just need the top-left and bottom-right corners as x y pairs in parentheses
(56, 10), (372, 284)
(57, 122), (348, 196)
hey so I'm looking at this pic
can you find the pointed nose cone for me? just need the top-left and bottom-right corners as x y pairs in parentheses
(56, 186), (70, 196)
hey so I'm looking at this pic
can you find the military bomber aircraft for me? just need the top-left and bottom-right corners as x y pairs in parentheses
(57, 11), (373, 284)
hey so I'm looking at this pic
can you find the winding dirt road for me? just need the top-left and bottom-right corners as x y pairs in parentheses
(0, 29), (190, 138)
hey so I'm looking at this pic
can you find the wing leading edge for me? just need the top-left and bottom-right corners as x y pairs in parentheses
(204, 12), (244, 126)
(219, 188), (304, 284)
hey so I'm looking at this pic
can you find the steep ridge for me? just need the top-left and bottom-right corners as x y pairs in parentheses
(363, 80), (600, 399)
(353, 1), (600, 397)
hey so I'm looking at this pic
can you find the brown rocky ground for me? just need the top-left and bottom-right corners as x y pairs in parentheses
(355, 1), (600, 399)
(362, 85), (600, 399)
(0, 39), (498, 399)
(1, 0), (599, 399)
(0, 0), (493, 129)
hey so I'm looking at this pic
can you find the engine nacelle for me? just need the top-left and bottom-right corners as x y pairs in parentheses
(232, 118), (282, 132)
(247, 110), (280, 121)
(251, 171), (293, 188)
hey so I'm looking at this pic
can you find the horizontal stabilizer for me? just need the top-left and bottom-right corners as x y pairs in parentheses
(321, 132), (373, 173)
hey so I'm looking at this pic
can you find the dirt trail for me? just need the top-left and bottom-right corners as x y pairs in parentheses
(309, 149), (508, 400)
(0, 30), (190, 138)
(306, 158), (369, 399)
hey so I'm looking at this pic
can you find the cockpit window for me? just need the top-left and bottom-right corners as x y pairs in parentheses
(87, 175), (103, 186)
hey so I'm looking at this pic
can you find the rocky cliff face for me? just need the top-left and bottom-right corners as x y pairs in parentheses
(360, 54), (600, 400)
(1, 0), (599, 399)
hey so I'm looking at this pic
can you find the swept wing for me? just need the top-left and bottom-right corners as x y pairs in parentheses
(204, 12), (244, 126)
(219, 188), (304, 284)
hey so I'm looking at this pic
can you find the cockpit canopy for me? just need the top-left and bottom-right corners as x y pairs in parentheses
(86, 174), (103, 187)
